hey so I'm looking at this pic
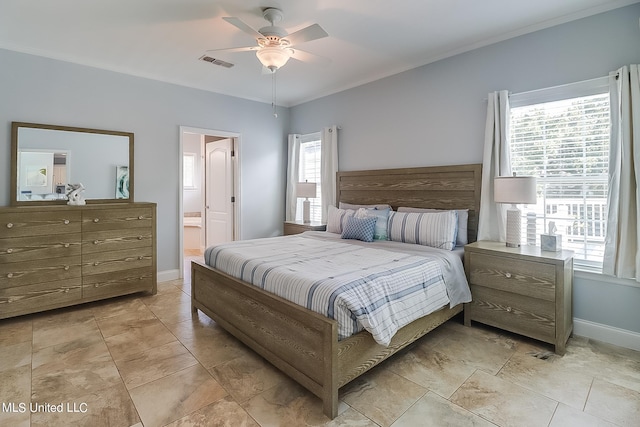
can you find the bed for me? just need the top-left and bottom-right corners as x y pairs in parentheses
(191, 163), (482, 418)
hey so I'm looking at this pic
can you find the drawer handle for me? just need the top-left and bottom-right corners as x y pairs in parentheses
(7, 273), (13, 278)
(64, 288), (69, 293)
(506, 306), (513, 313)
(6, 248), (13, 254)
(138, 215), (144, 220)
(63, 266), (70, 271)
(93, 240), (99, 245)
(6, 223), (13, 229)
(95, 284), (99, 288)
(94, 262), (99, 266)
(138, 256), (144, 260)
(137, 236), (143, 240)
(63, 219), (70, 225)
(505, 272), (512, 278)
(139, 276), (145, 280)
(93, 218), (100, 223)
(64, 243), (70, 248)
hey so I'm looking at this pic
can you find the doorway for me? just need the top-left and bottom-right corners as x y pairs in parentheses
(179, 126), (240, 280)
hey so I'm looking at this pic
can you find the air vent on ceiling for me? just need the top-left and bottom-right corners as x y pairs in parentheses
(199, 55), (234, 68)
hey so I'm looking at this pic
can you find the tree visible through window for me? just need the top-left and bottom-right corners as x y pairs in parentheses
(510, 84), (610, 269)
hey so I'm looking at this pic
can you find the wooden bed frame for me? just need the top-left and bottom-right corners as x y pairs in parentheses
(191, 163), (482, 418)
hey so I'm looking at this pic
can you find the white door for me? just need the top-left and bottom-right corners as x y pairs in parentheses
(205, 138), (234, 247)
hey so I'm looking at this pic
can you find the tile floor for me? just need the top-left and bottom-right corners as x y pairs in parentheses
(1, 264), (639, 426)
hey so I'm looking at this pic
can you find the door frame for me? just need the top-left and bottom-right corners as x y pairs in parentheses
(178, 126), (241, 279)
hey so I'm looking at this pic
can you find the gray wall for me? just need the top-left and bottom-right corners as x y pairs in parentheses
(0, 48), (290, 274)
(290, 4), (640, 334)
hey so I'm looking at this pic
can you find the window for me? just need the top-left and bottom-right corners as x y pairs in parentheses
(296, 132), (322, 222)
(183, 153), (196, 189)
(509, 78), (610, 270)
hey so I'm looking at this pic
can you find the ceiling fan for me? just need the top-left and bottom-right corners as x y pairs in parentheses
(208, 7), (329, 73)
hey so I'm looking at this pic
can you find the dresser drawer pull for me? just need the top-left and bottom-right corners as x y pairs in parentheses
(6, 248), (13, 254)
(138, 215), (144, 220)
(139, 276), (145, 280)
(506, 306), (513, 313)
(138, 256), (144, 260)
(137, 236), (143, 240)
(94, 284), (100, 288)
(6, 223), (13, 229)
(7, 273), (13, 278)
(64, 243), (70, 248)
(94, 262), (99, 266)
(64, 288), (69, 293)
(63, 219), (70, 225)
(505, 272), (512, 278)
(93, 240), (99, 245)
(63, 266), (70, 271)
(93, 218), (100, 223)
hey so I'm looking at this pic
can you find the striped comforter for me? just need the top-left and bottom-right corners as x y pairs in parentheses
(204, 233), (469, 346)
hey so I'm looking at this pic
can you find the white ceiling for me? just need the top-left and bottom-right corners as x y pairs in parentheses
(1, 0), (637, 107)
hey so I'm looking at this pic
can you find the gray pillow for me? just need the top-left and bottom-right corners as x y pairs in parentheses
(397, 207), (469, 246)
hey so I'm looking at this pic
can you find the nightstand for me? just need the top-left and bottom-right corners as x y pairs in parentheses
(283, 220), (327, 236)
(463, 241), (574, 355)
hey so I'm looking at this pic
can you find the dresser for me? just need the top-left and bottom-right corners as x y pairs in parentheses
(463, 241), (573, 355)
(0, 203), (157, 319)
(283, 220), (327, 235)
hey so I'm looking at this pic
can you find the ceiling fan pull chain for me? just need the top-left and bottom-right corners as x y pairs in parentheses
(272, 71), (278, 118)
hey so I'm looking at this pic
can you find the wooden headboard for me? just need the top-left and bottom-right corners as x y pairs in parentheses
(336, 164), (482, 243)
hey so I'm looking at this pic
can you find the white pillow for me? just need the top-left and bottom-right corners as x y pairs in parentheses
(398, 207), (469, 246)
(327, 205), (356, 234)
(387, 211), (458, 250)
(339, 202), (392, 211)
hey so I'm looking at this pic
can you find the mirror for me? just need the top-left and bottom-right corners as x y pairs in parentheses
(11, 122), (134, 206)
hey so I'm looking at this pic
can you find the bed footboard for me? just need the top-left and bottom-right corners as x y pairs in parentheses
(191, 261), (339, 418)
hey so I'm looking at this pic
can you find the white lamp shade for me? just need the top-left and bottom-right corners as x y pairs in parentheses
(296, 182), (317, 199)
(256, 47), (291, 71)
(494, 176), (537, 204)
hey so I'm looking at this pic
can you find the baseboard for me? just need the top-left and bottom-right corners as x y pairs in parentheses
(573, 318), (640, 351)
(158, 269), (180, 283)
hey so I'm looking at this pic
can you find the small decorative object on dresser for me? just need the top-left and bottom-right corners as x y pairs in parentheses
(283, 220), (326, 236)
(541, 221), (562, 252)
(66, 183), (86, 206)
(464, 241), (573, 355)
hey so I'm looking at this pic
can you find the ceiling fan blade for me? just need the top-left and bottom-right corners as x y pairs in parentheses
(222, 17), (264, 40)
(289, 49), (331, 65)
(206, 46), (258, 54)
(284, 24), (328, 46)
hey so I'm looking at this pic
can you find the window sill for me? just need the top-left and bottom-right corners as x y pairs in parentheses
(574, 268), (640, 289)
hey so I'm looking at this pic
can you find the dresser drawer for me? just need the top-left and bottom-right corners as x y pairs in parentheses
(0, 257), (82, 287)
(82, 267), (154, 300)
(469, 252), (556, 301)
(82, 228), (153, 254)
(467, 285), (556, 343)
(82, 208), (154, 231)
(82, 246), (153, 276)
(0, 211), (81, 238)
(0, 279), (82, 319)
(0, 234), (81, 263)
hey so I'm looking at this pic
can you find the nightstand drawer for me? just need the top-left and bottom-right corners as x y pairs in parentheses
(467, 285), (555, 343)
(469, 252), (556, 301)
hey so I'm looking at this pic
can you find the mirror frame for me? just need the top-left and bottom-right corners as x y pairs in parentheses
(10, 122), (134, 206)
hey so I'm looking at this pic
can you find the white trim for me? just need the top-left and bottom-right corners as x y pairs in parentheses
(510, 76), (609, 107)
(178, 126), (242, 279)
(575, 269), (640, 289)
(158, 269), (180, 283)
(573, 318), (640, 351)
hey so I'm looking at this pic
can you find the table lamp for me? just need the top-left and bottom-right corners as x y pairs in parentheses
(296, 181), (317, 223)
(494, 174), (537, 247)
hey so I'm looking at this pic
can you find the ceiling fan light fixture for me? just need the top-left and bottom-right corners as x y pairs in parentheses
(256, 46), (291, 72)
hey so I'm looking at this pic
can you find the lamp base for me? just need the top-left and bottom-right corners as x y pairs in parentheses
(505, 205), (521, 247)
(303, 199), (311, 224)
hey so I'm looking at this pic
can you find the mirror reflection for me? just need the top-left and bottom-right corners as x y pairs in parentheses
(12, 123), (133, 205)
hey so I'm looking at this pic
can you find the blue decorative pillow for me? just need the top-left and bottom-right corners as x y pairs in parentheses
(355, 207), (390, 240)
(341, 215), (377, 242)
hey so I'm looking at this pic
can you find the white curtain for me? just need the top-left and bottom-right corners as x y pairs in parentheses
(285, 134), (301, 221)
(604, 65), (640, 280)
(320, 125), (339, 223)
(477, 90), (512, 242)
